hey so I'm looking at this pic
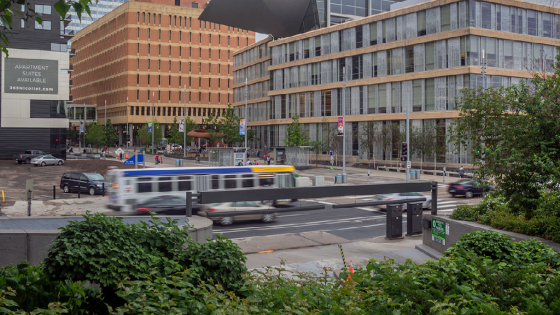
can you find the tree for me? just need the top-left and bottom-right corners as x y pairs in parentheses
(0, 0), (92, 55)
(247, 128), (258, 148)
(104, 119), (118, 147)
(138, 120), (163, 147)
(359, 121), (376, 167)
(449, 51), (560, 217)
(168, 116), (181, 145)
(85, 123), (105, 152)
(410, 124), (437, 170)
(284, 115), (310, 147)
(204, 104), (244, 147)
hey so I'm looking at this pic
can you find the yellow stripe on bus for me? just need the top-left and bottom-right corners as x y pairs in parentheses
(251, 166), (295, 173)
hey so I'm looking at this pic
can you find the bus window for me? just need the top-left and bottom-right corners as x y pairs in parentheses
(277, 174), (293, 188)
(211, 175), (220, 190)
(225, 175), (237, 189)
(137, 177), (153, 193)
(158, 177), (173, 192)
(242, 174), (255, 188)
(178, 176), (192, 191)
(259, 177), (274, 187)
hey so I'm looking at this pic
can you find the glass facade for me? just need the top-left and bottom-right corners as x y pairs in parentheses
(67, 0), (128, 35)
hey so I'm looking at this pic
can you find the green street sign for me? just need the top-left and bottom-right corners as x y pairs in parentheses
(431, 218), (447, 245)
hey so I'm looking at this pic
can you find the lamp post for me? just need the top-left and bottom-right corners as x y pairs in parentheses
(406, 96), (410, 182)
(481, 49), (487, 89)
(126, 97), (129, 152)
(184, 85), (187, 158)
(151, 92), (155, 155)
(342, 66), (347, 183)
(244, 78), (248, 155)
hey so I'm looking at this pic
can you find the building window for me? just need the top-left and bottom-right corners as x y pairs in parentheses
(417, 10), (426, 36)
(137, 59), (139, 69)
(158, 29), (161, 39)
(158, 45), (161, 54)
(169, 30), (171, 40)
(237, 37), (239, 46)
(218, 35), (221, 45)
(199, 47), (201, 58)
(137, 12), (139, 22)
(148, 44), (151, 54)
(137, 43), (139, 53)
(137, 74), (139, 84)
(137, 90), (139, 100)
(189, 47), (191, 57)
(179, 47), (181, 56)
(21, 19), (24, 28)
(143, 12), (145, 22)
(148, 59), (150, 69)
(158, 75), (161, 85)
(153, 13), (156, 24)
(148, 13), (151, 23)
(192, 2), (198, 8)
(169, 15), (171, 25)
(169, 45), (171, 55)
(189, 62), (191, 71)
(158, 60), (161, 70)
(159, 14), (161, 24)
(199, 33), (201, 43)
(148, 28), (150, 39)
(180, 61), (182, 71)
(169, 60), (171, 70)
(35, 20), (51, 30)
(189, 17), (191, 27)
(174, 16), (177, 26)
(148, 75), (150, 84)
(179, 31), (182, 41)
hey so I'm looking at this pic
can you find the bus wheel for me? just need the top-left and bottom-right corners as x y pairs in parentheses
(220, 217), (233, 226)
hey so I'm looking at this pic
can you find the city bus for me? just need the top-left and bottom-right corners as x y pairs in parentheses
(105, 165), (297, 212)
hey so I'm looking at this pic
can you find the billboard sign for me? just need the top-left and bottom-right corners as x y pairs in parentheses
(4, 58), (58, 94)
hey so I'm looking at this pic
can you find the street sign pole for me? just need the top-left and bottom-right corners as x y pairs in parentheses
(244, 78), (248, 162)
(126, 97), (129, 153)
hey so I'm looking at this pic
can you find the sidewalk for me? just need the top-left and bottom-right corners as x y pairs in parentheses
(244, 235), (439, 277)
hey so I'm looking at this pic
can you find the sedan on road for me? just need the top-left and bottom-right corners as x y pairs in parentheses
(374, 192), (432, 210)
(134, 195), (201, 215)
(31, 155), (64, 166)
(198, 201), (276, 226)
(448, 179), (493, 198)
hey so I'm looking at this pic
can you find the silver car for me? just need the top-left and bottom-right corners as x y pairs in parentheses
(31, 155), (64, 166)
(374, 192), (432, 210)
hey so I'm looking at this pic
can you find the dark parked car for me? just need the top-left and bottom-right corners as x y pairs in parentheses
(60, 172), (106, 196)
(134, 195), (200, 215)
(448, 179), (493, 198)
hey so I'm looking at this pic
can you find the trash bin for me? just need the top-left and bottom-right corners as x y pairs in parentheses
(410, 171), (416, 179)
(175, 159), (183, 167)
(416, 170), (421, 179)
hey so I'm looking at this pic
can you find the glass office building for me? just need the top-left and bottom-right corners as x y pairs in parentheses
(234, 0), (560, 166)
(65, 0), (128, 35)
(316, 0), (408, 27)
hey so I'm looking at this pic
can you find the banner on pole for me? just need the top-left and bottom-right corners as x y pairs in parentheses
(79, 123), (84, 133)
(337, 117), (344, 136)
(148, 122), (153, 133)
(179, 119), (185, 132)
(239, 119), (246, 136)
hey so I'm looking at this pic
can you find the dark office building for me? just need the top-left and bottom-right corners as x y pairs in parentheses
(0, 0), (71, 160)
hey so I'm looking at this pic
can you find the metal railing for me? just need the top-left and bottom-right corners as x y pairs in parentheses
(185, 181), (439, 217)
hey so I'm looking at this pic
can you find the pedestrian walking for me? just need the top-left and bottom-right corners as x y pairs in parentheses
(238, 159), (243, 166)
(196, 152), (200, 164)
(267, 155), (271, 165)
(254, 160), (258, 165)
(155, 154), (159, 165)
(459, 166), (465, 178)
(119, 152), (123, 161)
(257, 150), (260, 158)
(102, 151), (106, 160)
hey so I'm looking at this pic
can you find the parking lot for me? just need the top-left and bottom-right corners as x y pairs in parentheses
(0, 160), (134, 206)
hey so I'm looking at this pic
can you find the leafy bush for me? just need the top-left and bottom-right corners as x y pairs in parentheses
(0, 262), (103, 314)
(445, 231), (559, 268)
(187, 234), (248, 294)
(43, 214), (192, 289)
(450, 204), (479, 221)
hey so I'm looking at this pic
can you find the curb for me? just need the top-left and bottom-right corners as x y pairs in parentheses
(415, 244), (443, 260)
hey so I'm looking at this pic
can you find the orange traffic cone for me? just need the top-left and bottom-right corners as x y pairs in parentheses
(347, 259), (354, 281)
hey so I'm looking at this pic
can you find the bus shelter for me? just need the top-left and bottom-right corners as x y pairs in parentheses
(208, 147), (247, 166)
(272, 146), (310, 169)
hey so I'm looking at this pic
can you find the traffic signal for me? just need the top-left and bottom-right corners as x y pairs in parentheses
(401, 142), (408, 161)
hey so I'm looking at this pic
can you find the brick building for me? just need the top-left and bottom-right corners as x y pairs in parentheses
(70, 0), (255, 146)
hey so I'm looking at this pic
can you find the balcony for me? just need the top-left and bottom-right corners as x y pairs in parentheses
(60, 29), (75, 38)
(69, 48), (76, 56)
(69, 79), (73, 87)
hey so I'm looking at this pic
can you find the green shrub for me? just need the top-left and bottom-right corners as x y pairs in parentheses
(43, 214), (191, 289)
(450, 204), (479, 221)
(187, 234), (248, 294)
(0, 262), (103, 314)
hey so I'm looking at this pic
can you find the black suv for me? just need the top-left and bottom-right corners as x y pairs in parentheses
(60, 172), (106, 195)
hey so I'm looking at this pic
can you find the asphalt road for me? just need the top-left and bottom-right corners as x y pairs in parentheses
(213, 201), (401, 241)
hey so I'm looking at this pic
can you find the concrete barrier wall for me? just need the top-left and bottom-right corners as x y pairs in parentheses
(0, 216), (213, 267)
(422, 214), (560, 253)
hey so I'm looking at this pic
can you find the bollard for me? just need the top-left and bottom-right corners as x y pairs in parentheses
(78, 183), (81, 199)
(102, 183), (105, 197)
(53, 185), (56, 200)
(1, 190), (4, 204)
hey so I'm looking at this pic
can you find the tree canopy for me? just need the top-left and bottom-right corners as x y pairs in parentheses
(0, 0), (94, 55)
(450, 51), (560, 216)
(104, 119), (118, 147)
(284, 115), (310, 147)
(204, 104), (244, 147)
(138, 120), (163, 146)
(85, 122), (104, 151)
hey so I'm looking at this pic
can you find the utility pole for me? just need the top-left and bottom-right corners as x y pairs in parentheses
(342, 66), (347, 183)
(126, 97), (129, 152)
(183, 85), (187, 158)
(151, 92), (155, 155)
(244, 78), (248, 157)
(79, 113), (82, 152)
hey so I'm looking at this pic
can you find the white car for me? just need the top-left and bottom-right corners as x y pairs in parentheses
(198, 201), (276, 225)
(374, 192), (432, 210)
(30, 155), (64, 166)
